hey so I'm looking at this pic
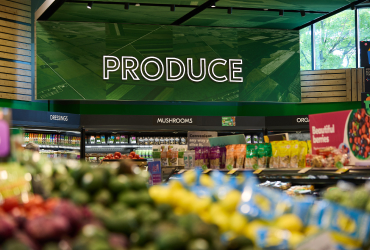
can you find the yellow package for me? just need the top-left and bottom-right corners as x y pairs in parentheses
(298, 141), (308, 168)
(270, 142), (279, 168)
(279, 141), (291, 168)
(290, 140), (299, 168)
(307, 140), (312, 154)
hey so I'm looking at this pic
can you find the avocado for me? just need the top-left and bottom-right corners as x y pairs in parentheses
(131, 176), (148, 190)
(226, 236), (253, 250)
(81, 224), (109, 240)
(134, 225), (154, 246)
(71, 189), (90, 206)
(137, 204), (152, 216)
(137, 190), (153, 204)
(156, 204), (173, 220)
(156, 229), (189, 250)
(94, 189), (113, 206)
(103, 209), (138, 235)
(70, 164), (90, 184)
(187, 239), (210, 250)
(53, 174), (69, 191)
(88, 203), (107, 220)
(59, 183), (77, 198)
(118, 191), (140, 207)
(109, 175), (130, 194)
(140, 210), (161, 225)
(178, 214), (202, 232)
(82, 172), (105, 193)
(111, 203), (128, 214)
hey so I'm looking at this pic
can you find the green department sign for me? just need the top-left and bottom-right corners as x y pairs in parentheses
(36, 22), (300, 102)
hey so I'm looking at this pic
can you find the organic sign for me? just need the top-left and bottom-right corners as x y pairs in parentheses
(37, 22), (300, 102)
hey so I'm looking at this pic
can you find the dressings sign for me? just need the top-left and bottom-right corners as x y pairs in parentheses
(309, 109), (370, 165)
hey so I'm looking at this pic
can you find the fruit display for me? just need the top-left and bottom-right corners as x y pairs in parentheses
(8, 151), (244, 250)
(0, 195), (114, 250)
(102, 151), (144, 161)
(348, 109), (370, 159)
(150, 169), (370, 249)
(305, 147), (349, 168)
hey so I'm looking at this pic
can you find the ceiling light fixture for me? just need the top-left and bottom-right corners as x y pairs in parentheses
(124, 3), (129, 9)
(87, 1), (93, 9)
(351, 4), (355, 10)
(171, 4), (175, 11)
(264, 9), (268, 11)
(279, 9), (284, 16)
(300, 10), (305, 17)
(211, 2), (216, 7)
(135, 3), (140, 6)
(228, 7), (232, 14)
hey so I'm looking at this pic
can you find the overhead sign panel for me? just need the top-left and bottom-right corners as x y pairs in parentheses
(37, 22), (300, 102)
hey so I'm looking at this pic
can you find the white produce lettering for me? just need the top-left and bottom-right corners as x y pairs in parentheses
(103, 56), (243, 83)
(312, 125), (335, 143)
(157, 118), (193, 124)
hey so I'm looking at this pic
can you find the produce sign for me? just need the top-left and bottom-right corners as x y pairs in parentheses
(37, 22), (300, 102)
(309, 109), (370, 165)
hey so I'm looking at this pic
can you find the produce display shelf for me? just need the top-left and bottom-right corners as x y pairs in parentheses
(85, 144), (153, 148)
(102, 159), (148, 162)
(22, 144), (80, 150)
(171, 167), (370, 178)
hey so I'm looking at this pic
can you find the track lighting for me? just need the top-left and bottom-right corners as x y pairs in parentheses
(124, 3), (129, 9)
(351, 4), (356, 10)
(301, 10), (305, 17)
(279, 10), (284, 16)
(87, 1), (92, 9)
(211, 2), (216, 7)
(171, 4), (175, 11)
(228, 7), (232, 14)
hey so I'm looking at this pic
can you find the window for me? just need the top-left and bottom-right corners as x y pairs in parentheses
(300, 26), (312, 71)
(359, 8), (370, 41)
(314, 10), (356, 70)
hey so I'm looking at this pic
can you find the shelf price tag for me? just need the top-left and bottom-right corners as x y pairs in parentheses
(253, 168), (264, 174)
(202, 169), (212, 174)
(335, 167), (350, 174)
(227, 169), (238, 175)
(298, 167), (312, 174)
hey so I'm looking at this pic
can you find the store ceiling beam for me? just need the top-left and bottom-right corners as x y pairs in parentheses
(38, 0), (66, 20)
(64, 1), (329, 15)
(293, 0), (368, 30)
